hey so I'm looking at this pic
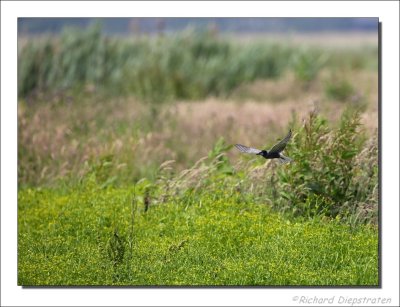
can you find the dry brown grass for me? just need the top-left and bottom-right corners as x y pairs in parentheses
(229, 32), (378, 49)
(230, 69), (378, 131)
(18, 69), (378, 187)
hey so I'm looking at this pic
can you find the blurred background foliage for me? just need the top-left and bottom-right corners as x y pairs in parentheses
(18, 18), (379, 223)
(18, 22), (377, 103)
(19, 25), (290, 102)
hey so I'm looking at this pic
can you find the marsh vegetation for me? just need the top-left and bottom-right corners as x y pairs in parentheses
(18, 26), (378, 285)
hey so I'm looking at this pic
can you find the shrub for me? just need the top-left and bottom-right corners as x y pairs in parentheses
(324, 74), (355, 102)
(291, 47), (327, 83)
(271, 108), (377, 223)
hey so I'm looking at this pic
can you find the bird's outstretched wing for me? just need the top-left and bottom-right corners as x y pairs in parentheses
(268, 129), (292, 154)
(235, 144), (262, 155)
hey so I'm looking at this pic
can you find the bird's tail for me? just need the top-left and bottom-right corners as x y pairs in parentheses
(278, 153), (293, 164)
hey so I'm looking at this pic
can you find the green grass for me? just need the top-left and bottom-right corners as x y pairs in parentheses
(18, 185), (378, 286)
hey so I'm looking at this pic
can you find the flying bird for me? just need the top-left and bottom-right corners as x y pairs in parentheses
(235, 129), (293, 164)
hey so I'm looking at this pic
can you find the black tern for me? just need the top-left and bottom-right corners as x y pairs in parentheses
(235, 129), (293, 164)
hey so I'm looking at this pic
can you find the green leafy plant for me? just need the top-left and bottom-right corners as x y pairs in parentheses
(272, 108), (376, 222)
(207, 137), (234, 175)
(82, 154), (118, 189)
(291, 47), (327, 83)
(107, 228), (126, 266)
(324, 74), (355, 102)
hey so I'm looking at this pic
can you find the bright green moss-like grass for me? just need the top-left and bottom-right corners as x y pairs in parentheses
(18, 186), (378, 286)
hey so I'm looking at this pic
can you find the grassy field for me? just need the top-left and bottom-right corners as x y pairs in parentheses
(18, 28), (379, 286)
(18, 186), (377, 286)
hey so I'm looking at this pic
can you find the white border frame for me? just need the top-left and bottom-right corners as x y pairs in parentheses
(2, 1), (399, 306)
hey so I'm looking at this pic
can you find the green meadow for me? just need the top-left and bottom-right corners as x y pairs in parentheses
(18, 186), (377, 286)
(18, 26), (379, 286)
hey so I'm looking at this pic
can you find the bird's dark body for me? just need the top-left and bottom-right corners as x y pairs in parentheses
(257, 150), (280, 159)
